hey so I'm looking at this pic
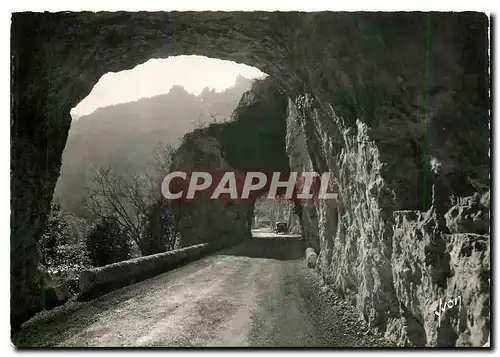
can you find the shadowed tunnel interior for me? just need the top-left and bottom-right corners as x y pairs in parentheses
(214, 236), (305, 261)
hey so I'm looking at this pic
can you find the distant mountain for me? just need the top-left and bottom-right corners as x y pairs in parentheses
(54, 75), (254, 216)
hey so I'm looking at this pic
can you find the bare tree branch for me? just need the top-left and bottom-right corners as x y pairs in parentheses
(84, 142), (179, 256)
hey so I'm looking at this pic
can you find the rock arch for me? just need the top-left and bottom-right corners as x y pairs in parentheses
(11, 11), (291, 327)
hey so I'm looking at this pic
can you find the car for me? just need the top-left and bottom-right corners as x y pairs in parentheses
(274, 222), (288, 234)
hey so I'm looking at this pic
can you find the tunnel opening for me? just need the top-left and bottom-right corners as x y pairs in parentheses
(209, 192), (305, 261)
(252, 195), (301, 234)
(11, 12), (295, 328)
(252, 189), (303, 234)
(170, 75), (296, 250)
(58, 55), (266, 216)
(36, 54), (271, 312)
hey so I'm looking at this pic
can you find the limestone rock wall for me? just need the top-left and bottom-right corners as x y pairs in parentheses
(278, 13), (489, 346)
(284, 87), (490, 347)
(286, 99), (399, 334)
(171, 129), (254, 248)
(388, 201), (489, 346)
(285, 97), (320, 249)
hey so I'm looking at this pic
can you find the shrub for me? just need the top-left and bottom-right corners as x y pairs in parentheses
(85, 217), (131, 267)
(38, 202), (73, 267)
(38, 203), (92, 297)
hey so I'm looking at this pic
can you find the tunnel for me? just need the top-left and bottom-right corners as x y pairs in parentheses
(11, 12), (490, 346)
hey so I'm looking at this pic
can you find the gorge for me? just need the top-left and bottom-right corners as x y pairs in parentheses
(11, 12), (490, 346)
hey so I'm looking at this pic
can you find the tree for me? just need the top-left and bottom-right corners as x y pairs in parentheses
(148, 142), (177, 185)
(83, 143), (180, 256)
(83, 166), (150, 252)
(85, 217), (131, 267)
(38, 202), (73, 267)
(140, 199), (180, 255)
(38, 202), (92, 296)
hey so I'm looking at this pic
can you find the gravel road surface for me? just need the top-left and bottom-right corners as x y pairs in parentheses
(13, 230), (390, 347)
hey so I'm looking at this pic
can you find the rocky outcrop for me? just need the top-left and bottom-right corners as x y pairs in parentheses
(11, 12), (489, 340)
(170, 129), (255, 248)
(277, 12), (489, 345)
(388, 204), (489, 346)
(171, 78), (289, 247)
(285, 98), (320, 250)
(284, 75), (489, 347)
(445, 193), (489, 235)
(285, 98), (489, 346)
(36, 265), (71, 311)
(388, 210), (441, 346)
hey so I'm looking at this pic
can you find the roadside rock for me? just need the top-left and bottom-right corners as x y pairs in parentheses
(445, 194), (489, 235)
(44, 284), (70, 310)
(388, 206), (489, 346)
(305, 247), (318, 268)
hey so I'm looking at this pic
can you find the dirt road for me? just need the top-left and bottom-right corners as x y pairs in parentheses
(13, 231), (388, 347)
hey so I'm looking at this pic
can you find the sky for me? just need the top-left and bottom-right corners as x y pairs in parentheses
(71, 55), (266, 117)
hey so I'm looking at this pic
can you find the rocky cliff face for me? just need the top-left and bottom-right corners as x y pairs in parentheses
(175, 68), (490, 346)
(388, 197), (489, 346)
(284, 62), (489, 347)
(170, 78), (289, 247)
(11, 12), (489, 342)
(170, 128), (255, 248)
